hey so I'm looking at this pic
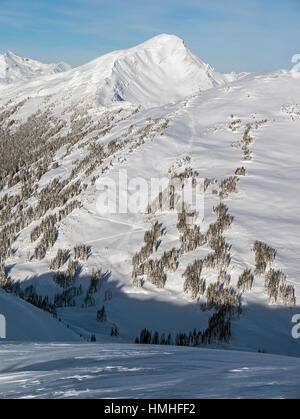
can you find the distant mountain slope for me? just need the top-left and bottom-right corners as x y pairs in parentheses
(0, 34), (231, 108)
(0, 289), (80, 341)
(0, 50), (71, 85)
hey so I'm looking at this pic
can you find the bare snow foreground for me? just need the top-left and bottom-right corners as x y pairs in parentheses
(0, 343), (300, 399)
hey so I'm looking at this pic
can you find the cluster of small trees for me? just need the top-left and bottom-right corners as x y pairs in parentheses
(147, 161), (202, 215)
(0, 222), (17, 264)
(135, 329), (172, 345)
(212, 203), (233, 232)
(252, 242), (295, 306)
(254, 119), (268, 129)
(128, 118), (168, 154)
(31, 214), (57, 243)
(217, 270), (231, 287)
(96, 306), (107, 322)
(132, 221), (163, 285)
(279, 283), (296, 307)
(205, 283), (241, 315)
(219, 176), (239, 199)
(0, 101), (105, 272)
(2, 272), (81, 315)
(201, 307), (232, 344)
(176, 204), (207, 255)
(264, 269), (284, 304)
(229, 119), (241, 132)
(132, 276), (144, 288)
(135, 307), (234, 347)
(0, 264), (6, 287)
(110, 327), (119, 336)
(183, 260), (205, 299)
(202, 204), (233, 270)
(207, 238), (231, 269)
(0, 100), (152, 284)
(73, 244), (89, 261)
(233, 119), (267, 161)
(161, 248), (179, 272)
(235, 167), (246, 176)
(180, 224), (206, 253)
(58, 200), (80, 221)
(203, 178), (217, 192)
(53, 259), (79, 289)
(177, 207), (196, 233)
(54, 285), (82, 308)
(0, 103), (136, 325)
(35, 179), (82, 219)
(265, 269), (295, 306)
(82, 269), (102, 307)
(145, 259), (166, 289)
(49, 248), (69, 270)
(83, 143), (106, 178)
(23, 285), (57, 316)
(175, 331), (202, 346)
(104, 289), (113, 301)
(3, 280), (57, 316)
(132, 258), (165, 289)
(237, 269), (254, 293)
(89, 269), (102, 293)
(34, 226), (57, 260)
(253, 241), (275, 275)
(0, 104), (63, 193)
(241, 123), (253, 161)
(281, 104), (300, 120)
(172, 168), (199, 187)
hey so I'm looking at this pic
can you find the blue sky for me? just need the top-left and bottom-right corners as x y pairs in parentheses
(0, 0), (299, 73)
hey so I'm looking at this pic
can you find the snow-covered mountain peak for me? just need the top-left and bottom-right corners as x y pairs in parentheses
(4, 50), (19, 58)
(89, 34), (228, 107)
(0, 51), (71, 85)
(136, 33), (186, 50)
(0, 34), (230, 108)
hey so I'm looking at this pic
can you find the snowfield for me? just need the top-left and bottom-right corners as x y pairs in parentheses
(0, 343), (300, 399)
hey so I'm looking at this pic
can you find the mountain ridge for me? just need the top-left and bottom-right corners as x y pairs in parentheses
(0, 50), (71, 85)
(0, 34), (243, 108)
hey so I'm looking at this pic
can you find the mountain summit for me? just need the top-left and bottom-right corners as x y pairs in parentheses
(91, 34), (228, 107)
(0, 35), (231, 108)
(0, 50), (71, 85)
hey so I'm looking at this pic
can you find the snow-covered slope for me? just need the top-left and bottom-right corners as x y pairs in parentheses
(0, 36), (299, 356)
(224, 71), (250, 82)
(0, 50), (71, 85)
(1, 343), (300, 399)
(0, 35), (228, 109)
(95, 34), (228, 107)
(0, 289), (79, 341)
